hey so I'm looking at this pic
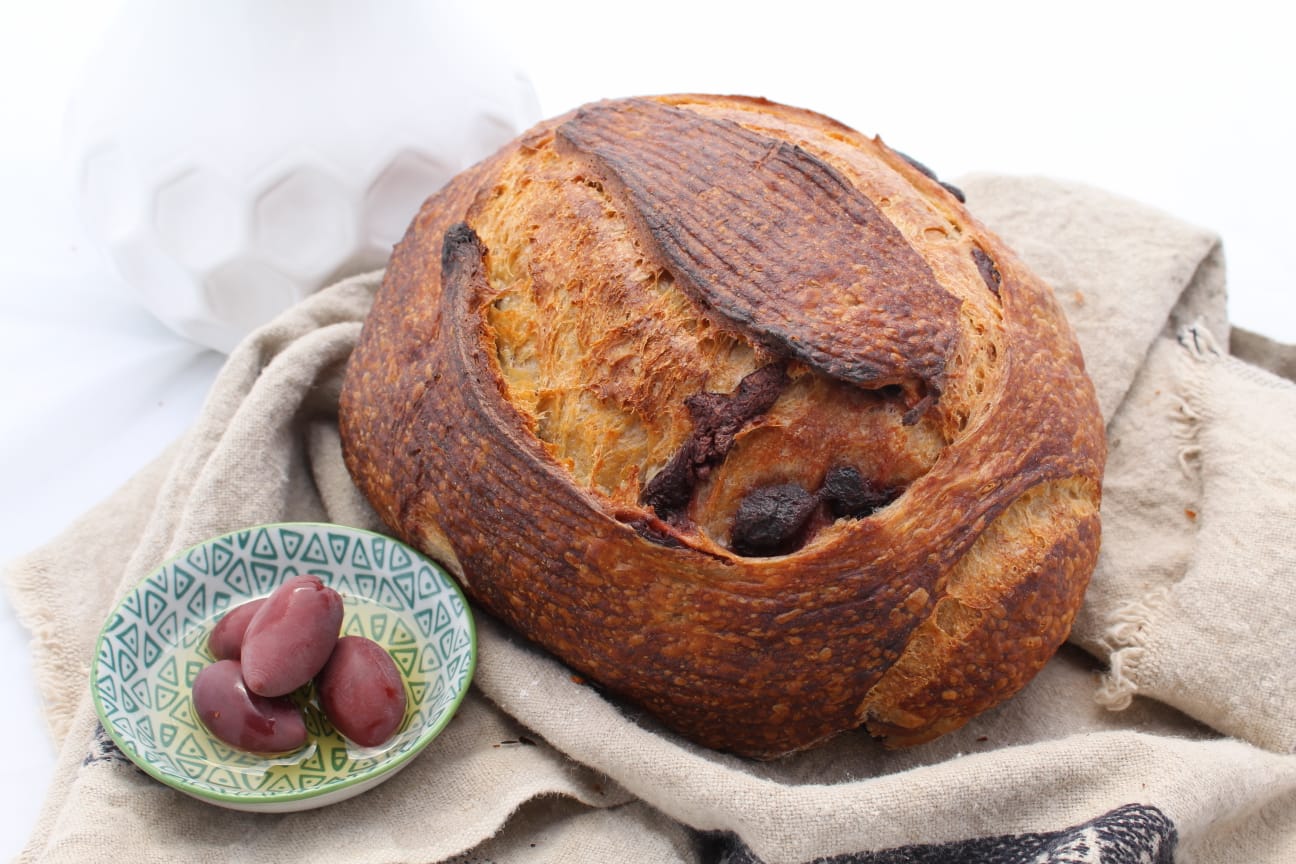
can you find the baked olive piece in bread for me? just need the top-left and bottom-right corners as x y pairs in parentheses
(339, 94), (1105, 759)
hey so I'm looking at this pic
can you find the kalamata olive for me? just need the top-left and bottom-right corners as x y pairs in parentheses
(240, 574), (343, 697)
(821, 465), (898, 519)
(191, 660), (308, 753)
(316, 636), (407, 747)
(730, 482), (818, 556)
(207, 597), (267, 660)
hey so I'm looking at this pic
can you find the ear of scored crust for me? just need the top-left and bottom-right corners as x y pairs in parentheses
(555, 98), (959, 397)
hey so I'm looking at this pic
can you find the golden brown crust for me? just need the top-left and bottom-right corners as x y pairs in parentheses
(338, 95), (1106, 758)
(553, 99), (960, 390)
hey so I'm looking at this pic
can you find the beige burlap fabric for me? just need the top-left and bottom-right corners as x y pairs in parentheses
(7, 175), (1296, 863)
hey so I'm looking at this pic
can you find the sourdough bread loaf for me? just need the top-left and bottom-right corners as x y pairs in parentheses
(338, 94), (1106, 758)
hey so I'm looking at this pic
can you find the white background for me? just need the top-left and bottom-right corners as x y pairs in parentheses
(1, 1), (1292, 858)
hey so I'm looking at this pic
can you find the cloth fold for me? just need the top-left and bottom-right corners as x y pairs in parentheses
(7, 174), (1296, 864)
(1090, 323), (1296, 751)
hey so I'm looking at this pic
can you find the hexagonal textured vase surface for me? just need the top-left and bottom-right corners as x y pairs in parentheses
(67, 1), (541, 352)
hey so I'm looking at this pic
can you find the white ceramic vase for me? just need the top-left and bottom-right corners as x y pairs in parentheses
(66, 0), (541, 352)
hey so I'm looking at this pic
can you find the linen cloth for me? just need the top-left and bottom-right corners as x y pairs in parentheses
(7, 174), (1296, 863)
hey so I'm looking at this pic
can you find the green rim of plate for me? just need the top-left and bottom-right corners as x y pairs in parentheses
(89, 522), (476, 807)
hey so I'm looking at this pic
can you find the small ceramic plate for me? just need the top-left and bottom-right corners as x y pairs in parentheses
(90, 522), (475, 812)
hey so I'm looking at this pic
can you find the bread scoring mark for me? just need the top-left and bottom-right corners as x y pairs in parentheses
(900, 380), (942, 426)
(641, 362), (789, 522)
(554, 98), (960, 397)
(941, 182), (966, 203)
(858, 477), (1100, 746)
(971, 245), (1002, 297)
(440, 221), (484, 277)
(614, 509), (686, 548)
(895, 149), (965, 203)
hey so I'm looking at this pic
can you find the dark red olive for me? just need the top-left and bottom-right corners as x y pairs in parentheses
(730, 482), (818, 556)
(191, 660), (308, 754)
(241, 575), (343, 696)
(317, 636), (407, 747)
(207, 598), (267, 661)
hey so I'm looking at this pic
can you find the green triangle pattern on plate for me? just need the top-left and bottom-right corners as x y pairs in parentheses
(91, 523), (476, 811)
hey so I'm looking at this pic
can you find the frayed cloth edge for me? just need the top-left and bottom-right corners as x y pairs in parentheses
(1171, 322), (1220, 478)
(1094, 588), (1170, 711)
(1096, 324), (1217, 712)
